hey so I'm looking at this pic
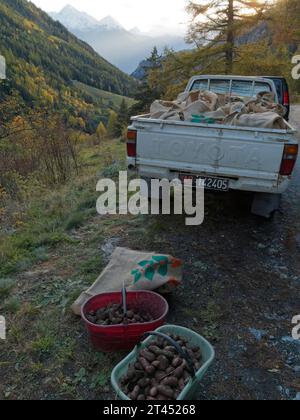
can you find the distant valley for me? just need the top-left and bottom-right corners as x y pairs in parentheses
(49, 5), (190, 74)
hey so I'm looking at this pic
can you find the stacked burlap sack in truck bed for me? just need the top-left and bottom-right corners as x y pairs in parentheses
(149, 90), (287, 130)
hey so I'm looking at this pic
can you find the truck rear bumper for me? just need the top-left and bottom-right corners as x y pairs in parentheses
(128, 160), (290, 194)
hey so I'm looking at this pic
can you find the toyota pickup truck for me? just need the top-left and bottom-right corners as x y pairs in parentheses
(126, 75), (298, 217)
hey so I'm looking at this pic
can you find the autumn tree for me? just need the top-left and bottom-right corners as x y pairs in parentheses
(114, 99), (129, 137)
(96, 121), (107, 142)
(107, 110), (118, 138)
(271, 0), (300, 51)
(186, 0), (270, 74)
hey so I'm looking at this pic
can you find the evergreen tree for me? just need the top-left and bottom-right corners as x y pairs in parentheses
(130, 47), (163, 114)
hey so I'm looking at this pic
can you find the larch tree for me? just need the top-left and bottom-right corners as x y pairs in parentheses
(96, 121), (107, 142)
(107, 110), (118, 138)
(186, 0), (271, 74)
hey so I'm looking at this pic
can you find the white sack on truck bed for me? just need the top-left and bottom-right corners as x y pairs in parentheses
(149, 90), (287, 130)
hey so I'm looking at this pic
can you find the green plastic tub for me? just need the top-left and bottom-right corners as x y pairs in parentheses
(111, 324), (215, 400)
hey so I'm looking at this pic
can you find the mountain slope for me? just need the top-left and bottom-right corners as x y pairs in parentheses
(49, 6), (190, 74)
(0, 0), (136, 107)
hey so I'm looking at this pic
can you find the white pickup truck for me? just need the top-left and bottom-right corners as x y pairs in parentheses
(126, 75), (299, 217)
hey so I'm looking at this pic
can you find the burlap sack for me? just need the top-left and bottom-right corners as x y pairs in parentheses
(229, 111), (286, 130)
(148, 89), (287, 130)
(71, 247), (183, 315)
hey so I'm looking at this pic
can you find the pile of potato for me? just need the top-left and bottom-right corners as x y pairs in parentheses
(86, 303), (154, 326)
(121, 334), (202, 400)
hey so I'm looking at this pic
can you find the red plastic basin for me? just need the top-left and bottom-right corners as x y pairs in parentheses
(81, 291), (169, 352)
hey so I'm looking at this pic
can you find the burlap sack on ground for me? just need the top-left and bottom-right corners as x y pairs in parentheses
(72, 247), (183, 315)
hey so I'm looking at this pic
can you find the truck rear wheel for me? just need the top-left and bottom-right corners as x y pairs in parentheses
(251, 193), (281, 218)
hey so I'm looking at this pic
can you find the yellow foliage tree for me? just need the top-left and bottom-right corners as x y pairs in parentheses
(96, 122), (107, 141)
(107, 110), (118, 138)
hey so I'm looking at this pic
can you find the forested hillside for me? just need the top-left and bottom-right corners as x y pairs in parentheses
(0, 0), (136, 131)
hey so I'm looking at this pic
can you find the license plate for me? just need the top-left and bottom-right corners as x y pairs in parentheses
(179, 174), (229, 191)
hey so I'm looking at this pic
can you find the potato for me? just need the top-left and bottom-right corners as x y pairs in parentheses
(137, 378), (150, 388)
(140, 349), (156, 363)
(166, 366), (174, 374)
(178, 378), (185, 390)
(148, 345), (161, 355)
(160, 349), (174, 360)
(157, 385), (175, 399)
(127, 366), (136, 381)
(127, 310), (134, 319)
(161, 377), (178, 387)
(140, 357), (155, 375)
(165, 346), (176, 353)
(152, 360), (160, 369)
(157, 355), (169, 370)
(150, 378), (158, 387)
(172, 357), (182, 368)
(137, 395), (145, 401)
(157, 394), (168, 400)
(149, 387), (158, 397)
(111, 318), (122, 325)
(131, 385), (140, 400)
(134, 362), (143, 371)
(154, 371), (166, 381)
(173, 366), (184, 379)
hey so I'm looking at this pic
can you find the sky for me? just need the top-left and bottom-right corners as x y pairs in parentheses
(30, 0), (190, 34)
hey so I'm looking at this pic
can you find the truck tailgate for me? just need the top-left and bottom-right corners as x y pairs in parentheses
(135, 121), (289, 181)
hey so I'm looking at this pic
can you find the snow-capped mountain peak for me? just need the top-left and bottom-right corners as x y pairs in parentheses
(98, 15), (124, 31)
(49, 6), (124, 32)
(50, 5), (99, 31)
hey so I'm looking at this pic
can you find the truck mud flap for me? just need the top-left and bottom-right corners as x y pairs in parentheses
(251, 193), (281, 218)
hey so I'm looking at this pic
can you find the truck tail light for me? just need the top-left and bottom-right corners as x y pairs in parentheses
(283, 90), (290, 106)
(126, 130), (137, 158)
(280, 144), (298, 176)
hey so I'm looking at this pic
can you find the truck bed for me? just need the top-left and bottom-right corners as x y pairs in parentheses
(129, 115), (297, 194)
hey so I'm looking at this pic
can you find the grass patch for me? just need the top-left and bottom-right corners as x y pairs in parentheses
(31, 335), (56, 355)
(64, 211), (87, 231)
(3, 296), (22, 314)
(0, 139), (125, 277)
(0, 278), (15, 298)
(79, 255), (103, 276)
(102, 161), (126, 178)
